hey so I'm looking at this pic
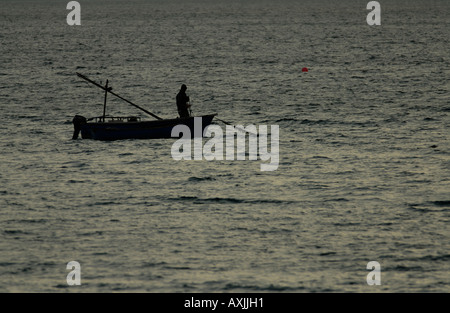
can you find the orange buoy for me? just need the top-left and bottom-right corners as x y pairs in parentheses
(301, 67), (308, 72)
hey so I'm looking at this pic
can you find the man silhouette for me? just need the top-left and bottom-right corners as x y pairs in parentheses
(176, 84), (191, 118)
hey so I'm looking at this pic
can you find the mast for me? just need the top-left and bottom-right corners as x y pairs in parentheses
(103, 79), (108, 122)
(76, 72), (163, 120)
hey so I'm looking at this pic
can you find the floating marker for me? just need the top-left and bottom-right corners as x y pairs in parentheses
(302, 67), (308, 72)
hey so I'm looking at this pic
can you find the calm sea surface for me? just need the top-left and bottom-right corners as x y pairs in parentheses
(1, 0), (449, 292)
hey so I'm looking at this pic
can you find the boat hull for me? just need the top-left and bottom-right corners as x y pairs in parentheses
(79, 114), (216, 141)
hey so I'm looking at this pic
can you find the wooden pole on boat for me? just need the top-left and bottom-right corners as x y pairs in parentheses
(76, 72), (163, 120)
(103, 79), (108, 122)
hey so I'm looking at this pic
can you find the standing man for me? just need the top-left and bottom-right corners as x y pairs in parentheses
(176, 84), (191, 118)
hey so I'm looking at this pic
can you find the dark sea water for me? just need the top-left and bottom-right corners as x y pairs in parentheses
(1, 0), (449, 292)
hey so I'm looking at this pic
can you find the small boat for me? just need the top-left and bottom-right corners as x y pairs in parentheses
(72, 73), (216, 141)
(73, 114), (216, 141)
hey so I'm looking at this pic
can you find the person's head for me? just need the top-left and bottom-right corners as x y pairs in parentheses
(181, 84), (187, 92)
